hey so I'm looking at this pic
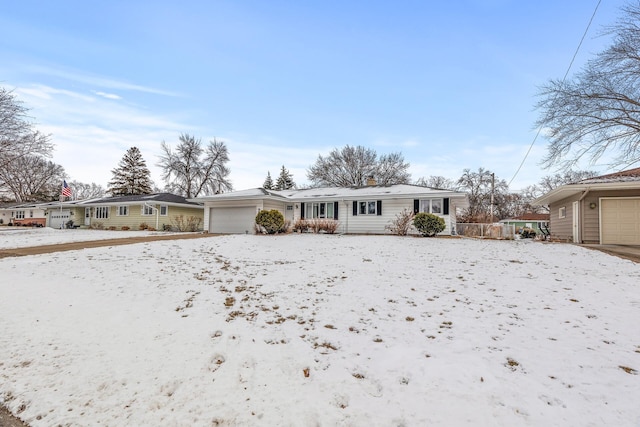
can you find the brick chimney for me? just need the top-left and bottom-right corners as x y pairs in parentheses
(366, 176), (377, 186)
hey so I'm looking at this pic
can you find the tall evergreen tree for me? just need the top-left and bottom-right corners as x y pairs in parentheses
(107, 146), (153, 196)
(263, 171), (274, 190)
(275, 165), (295, 190)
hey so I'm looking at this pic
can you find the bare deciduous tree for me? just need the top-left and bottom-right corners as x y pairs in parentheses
(0, 87), (53, 189)
(158, 134), (232, 198)
(68, 181), (106, 200)
(307, 145), (410, 187)
(414, 175), (459, 190)
(0, 154), (66, 202)
(536, 3), (640, 169)
(456, 168), (509, 222)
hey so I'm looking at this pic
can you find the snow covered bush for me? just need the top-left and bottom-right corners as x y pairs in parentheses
(255, 209), (285, 234)
(385, 208), (415, 236)
(413, 213), (445, 237)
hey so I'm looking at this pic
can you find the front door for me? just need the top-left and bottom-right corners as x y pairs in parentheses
(85, 207), (91, 226)
(572, 201), (580, 243)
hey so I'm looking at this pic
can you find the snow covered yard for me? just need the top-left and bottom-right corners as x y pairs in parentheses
(1, 233), (639, 426)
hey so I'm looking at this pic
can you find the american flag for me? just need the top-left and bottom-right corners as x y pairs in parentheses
(61, 180), (72, 197)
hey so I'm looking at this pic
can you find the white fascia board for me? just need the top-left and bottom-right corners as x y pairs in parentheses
(533, 181), (640, 206)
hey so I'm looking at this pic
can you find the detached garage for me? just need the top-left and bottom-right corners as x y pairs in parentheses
(533, 167), (640, 245)
(601, 198), (640, 245)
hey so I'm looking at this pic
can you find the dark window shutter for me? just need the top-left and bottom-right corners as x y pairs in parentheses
(377, 200), (382, 216)
(353, 201), (358, 216)
(300, 203), (305, 219)
(334, 202), (339, 220)
(414, 199), (419, 214)
(443, 198), (449, 215)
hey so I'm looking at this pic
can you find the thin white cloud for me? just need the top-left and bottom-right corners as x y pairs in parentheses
(24, 65), (182, 97)
(93, 91), (122, 100)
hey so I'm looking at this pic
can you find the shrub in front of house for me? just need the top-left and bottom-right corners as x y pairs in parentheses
(386, 208), (415, 236)
(291, 218), (338, 234)
(171, 215), (202, 232)
(121, 226), (130, 231)
(139, 222), (149, 230)
(89, 222), (104, 230)
(255, 209), (285, 234)
(413, 212), (446, 237)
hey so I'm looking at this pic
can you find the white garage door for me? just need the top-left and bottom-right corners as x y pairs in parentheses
(210, 207), (256, 234)
(49, 209), (71, 229)
(601, 198), (640, 245)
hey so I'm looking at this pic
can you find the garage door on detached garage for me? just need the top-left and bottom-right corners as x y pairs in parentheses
(601, 198), (640, 245)
(210, 207), (256, 234)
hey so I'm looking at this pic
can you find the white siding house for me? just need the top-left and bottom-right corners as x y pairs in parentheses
(193, 184), (468, 235)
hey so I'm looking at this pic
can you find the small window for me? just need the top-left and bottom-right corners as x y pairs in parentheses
(357, 201), (378, 215)
(419, 198), (443, 214)
(117, 206), (129, 216)
(559, 206), (566, 219)
(286, 205), (293, 211)
(159, 205), (168, 216)
(142, 205), (155, 216)
(29, 210), (34, 218)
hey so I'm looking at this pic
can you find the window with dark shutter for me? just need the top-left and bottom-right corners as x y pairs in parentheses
(377, 200), (382, 216)
(443, 198), (449, 215)
(334, 202), (339, 220)
(414, 199), (419, 214)
(300, 203), (305, 219)
(353, 201), (358, 216)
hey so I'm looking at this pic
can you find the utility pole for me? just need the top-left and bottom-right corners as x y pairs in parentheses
(490, 172), (495, 224)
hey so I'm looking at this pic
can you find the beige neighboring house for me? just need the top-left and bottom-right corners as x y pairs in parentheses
(533, 167), (640, 245)
(192, 184), (469, 235)
(41, 193), (204, 231)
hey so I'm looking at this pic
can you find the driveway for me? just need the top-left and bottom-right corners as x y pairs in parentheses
(582, 244), (640, 263)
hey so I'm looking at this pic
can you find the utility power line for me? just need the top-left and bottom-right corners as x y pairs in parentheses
(507, 0), (603, 188)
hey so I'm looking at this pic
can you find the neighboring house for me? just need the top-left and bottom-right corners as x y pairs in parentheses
(533, 167), (640, 245)
(0, 202), (47, 226)
(192, 184), (469, 235)
(40, 193), (204, 230)
(499, 213), (550, 235)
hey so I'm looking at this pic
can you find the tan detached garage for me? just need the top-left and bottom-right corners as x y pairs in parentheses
(533, 167), (640, 245)
(601, 198), (640, 245)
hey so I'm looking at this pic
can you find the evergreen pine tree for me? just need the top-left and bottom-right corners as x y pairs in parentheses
(263, 171), (274, 190)
(275, 165), (295, 190)
(107, 147), (154, 196)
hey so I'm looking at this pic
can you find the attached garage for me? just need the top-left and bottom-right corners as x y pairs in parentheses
(48, 209), (71, 229)
(209, 207), (256, 234)
(601, 198), (640, 245)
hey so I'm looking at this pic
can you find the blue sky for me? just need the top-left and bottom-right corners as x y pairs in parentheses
(0, 0), (627, 191)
